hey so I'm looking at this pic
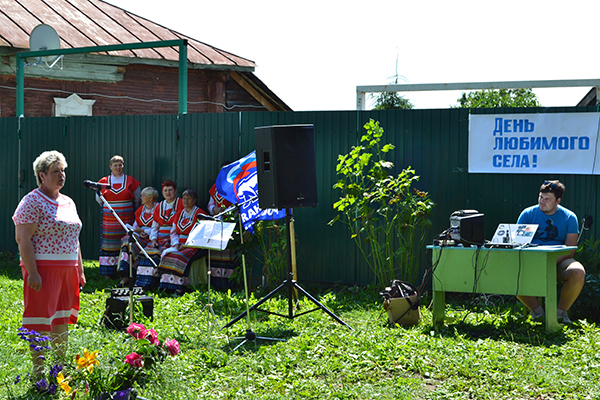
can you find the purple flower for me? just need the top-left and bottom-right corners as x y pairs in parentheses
(14, 375), (20, 385)
(35, 377), (48, 391)
(48, 383), (57, 395)
(49, 364), (63, 378)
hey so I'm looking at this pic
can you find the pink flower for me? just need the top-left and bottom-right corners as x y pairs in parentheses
(145, 328), (160, 346)
(163, 338), (180, 356)
(125, 352), (143, 368)
(126, 323), (146, 340)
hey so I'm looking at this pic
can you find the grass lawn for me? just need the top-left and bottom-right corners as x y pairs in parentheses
(1, 252), (600, 399)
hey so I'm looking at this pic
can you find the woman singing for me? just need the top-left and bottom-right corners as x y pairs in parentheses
(13, 150), (84, 376)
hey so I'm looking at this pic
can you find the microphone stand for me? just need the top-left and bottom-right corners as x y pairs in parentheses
(92, 187), (157, 326)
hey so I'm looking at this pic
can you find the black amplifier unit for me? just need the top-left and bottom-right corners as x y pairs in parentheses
(102, 294), (154, 330)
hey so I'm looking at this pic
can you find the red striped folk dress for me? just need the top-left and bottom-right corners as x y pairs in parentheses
(12, 189), (82, 332)
(158, 206), (207, 290)
(135, 198), (183, 287)
(118, 203), (158, 277)
(98, 174), (140, 276)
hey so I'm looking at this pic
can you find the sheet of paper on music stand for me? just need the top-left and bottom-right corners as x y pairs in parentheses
(185, 221), (236, 250)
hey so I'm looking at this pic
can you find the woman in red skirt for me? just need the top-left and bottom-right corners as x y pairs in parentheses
(13, 150), (84, 376)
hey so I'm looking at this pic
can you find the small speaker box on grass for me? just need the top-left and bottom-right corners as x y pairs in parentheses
(102, 296), (154, 330)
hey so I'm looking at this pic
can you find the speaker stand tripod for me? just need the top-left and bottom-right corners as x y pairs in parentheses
(223, 209), (351, 331)
(227, 210), (285, 351)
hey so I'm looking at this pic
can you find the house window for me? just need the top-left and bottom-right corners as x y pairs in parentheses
(54, 93), (95, 116)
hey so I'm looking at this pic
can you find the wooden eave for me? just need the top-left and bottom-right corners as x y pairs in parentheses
(0, 0), (256, 69)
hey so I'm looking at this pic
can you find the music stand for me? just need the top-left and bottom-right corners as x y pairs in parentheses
(222, 208), (351, 333)
(186, 219), (236, 331)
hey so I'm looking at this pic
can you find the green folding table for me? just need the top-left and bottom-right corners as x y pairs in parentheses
(428, 245), (577, 333)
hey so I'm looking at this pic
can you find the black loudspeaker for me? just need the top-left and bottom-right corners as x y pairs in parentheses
(102, 295), (154, 330)
(255, 124), (318, 209)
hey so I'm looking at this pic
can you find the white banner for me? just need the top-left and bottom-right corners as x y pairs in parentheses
(468, 113), (600, 174)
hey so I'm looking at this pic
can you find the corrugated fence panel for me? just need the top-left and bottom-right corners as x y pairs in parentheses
(10, 115), (179, 258)
(236, 111), (365, 285)
(290, 111), (363, 285)
(3, 107), (600, 287)
(178, 113), (241, 208)
(71, 114), (179, 258)
(1, 118), (19, 254)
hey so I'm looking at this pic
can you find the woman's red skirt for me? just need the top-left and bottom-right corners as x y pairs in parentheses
(21, 262), (80, 332)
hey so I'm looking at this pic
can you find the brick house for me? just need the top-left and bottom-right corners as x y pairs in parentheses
(0, 0), (291, 117)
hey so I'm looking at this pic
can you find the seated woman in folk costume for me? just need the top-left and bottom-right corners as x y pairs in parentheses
(207, 181), (232, 217)
(207, 180), (237, 289)
(118, 186), (159, 287)
(135, 180), (183, 289)
(157, 189), (208, 294)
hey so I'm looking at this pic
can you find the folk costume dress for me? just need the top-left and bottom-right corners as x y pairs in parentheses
(98, 174), (141, 277)
(12, 189), (83, 332)
(118, 202), (158, 279)
(135, 197), (183, 289)
(207, 183), (236, 288)
(158, 205), (207, 291)
(207, 183), (232, 216)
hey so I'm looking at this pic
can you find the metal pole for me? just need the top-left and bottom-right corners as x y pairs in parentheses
(15, 39), (188, 116)
(179, 40), (188, 114)
(16, 55), (25, 117)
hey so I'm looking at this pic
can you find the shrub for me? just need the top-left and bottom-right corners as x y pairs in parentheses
(330, 119), (435, 285)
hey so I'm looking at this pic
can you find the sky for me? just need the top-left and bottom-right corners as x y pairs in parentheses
(109, 0), (600, 111)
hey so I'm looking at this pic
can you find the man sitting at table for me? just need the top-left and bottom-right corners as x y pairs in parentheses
(516, 180), (585, 324)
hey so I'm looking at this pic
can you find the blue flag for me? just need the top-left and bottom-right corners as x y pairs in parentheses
(215, 150), (286, 233)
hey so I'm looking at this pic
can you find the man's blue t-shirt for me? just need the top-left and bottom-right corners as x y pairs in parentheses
(517, 205), (579, 245)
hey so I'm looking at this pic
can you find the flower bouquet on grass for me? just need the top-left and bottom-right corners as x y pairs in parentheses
(13, 324), (180, 399)
(110, 322), (181, 390)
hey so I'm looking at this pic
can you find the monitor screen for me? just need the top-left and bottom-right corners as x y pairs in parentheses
(459, 213), (485, 246)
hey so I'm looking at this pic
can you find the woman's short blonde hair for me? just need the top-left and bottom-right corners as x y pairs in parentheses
(110, 155), (124, 166)
(141, 186), (159, 202)
(33, 150), (68, 187)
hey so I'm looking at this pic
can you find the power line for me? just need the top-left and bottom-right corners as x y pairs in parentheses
(0, 84), (266, 110)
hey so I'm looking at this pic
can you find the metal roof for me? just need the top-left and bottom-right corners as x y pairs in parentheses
(0, 0), (256, 70)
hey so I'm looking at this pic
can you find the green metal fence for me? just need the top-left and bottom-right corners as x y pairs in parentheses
(2, 106), (599, 287)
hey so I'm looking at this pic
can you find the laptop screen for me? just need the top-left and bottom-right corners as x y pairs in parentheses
(490, 223), (538, 247)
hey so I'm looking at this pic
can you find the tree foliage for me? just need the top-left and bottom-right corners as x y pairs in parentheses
(372, 92), (414, 110)
(455, 88), (541, 108)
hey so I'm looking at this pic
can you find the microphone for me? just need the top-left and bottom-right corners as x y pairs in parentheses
(83, 180), (110, 190)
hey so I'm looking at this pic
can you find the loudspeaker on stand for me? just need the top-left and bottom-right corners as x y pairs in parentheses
(255, 124), (318, 209)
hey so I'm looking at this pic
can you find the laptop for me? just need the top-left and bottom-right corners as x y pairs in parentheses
(485, 223), (538, 248)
